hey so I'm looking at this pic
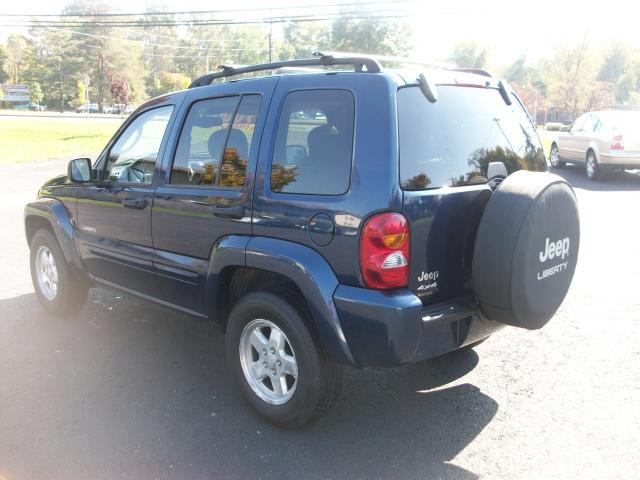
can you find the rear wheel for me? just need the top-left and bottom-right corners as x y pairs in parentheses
(549, 144), (565, 168)
(30, 229), (88, 315)
(586, 150), (601, 180)
(226, 291), (343, 428)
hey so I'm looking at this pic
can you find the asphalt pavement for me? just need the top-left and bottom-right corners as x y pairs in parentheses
(1, 159), (639, 480)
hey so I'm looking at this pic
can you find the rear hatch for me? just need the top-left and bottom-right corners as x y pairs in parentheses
(398, 78), (547, 306)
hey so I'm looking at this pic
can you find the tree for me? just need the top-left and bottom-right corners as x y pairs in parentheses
(109, 72), (133, 105)
(541, 35), (611, 118)
(156, 72), (190, 94)
(280, 22), (331, 59)
(34, 29), (84, 112)
(62, 0), (145, 111)
(450, 42), (488, 68)
(5, 34), (30, 84)
(72, 80), (86, 108)
(29, 81), (43, 105)
(0, 44), (7, 83)
(329, 18), (411, 56)
(598, 42), (640, 103)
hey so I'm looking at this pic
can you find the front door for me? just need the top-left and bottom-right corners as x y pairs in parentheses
(75, 103), (177, 296)
(151, 79), (276, 315)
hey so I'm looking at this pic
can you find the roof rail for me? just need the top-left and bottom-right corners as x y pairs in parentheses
(188, 53), (382, 88)
(450, 67), (493, 78)
(320, 51), (456, 70)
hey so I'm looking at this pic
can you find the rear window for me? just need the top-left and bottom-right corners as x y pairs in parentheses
(599, 111), (640, 132)
(398, 85), (546, 190)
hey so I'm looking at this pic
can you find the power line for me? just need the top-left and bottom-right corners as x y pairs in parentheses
(0, 0), (414, 17)
(0, 11), (410, 29)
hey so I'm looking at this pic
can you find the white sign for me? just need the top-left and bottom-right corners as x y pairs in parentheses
(1, 84), (30, 102)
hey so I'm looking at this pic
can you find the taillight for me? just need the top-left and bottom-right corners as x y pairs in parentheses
(611, 134), (625, 151)
(359, 212), (410, 289)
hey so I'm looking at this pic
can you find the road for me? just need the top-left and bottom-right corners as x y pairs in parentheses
(0, 109), (128, 121)
(1, 159), (639, 480)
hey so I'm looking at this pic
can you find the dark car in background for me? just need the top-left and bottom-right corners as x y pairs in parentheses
(75, 103), (99, 114)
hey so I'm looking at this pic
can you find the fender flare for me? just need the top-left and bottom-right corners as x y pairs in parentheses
(24, 197), (83, 271)
(204, 235), (250, 318)
(205, 235), (355, 365)
(245, 237), (355, 365)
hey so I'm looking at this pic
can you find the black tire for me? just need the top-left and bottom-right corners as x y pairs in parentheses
(225, 290), (343, 428)
(30, 228), (88, 315)
(586, 150), (601, 180)
(549, 143), (565, 168)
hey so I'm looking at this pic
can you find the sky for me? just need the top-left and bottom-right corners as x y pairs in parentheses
(1, 0), (640, 67)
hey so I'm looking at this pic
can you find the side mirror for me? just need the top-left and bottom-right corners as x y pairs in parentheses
(68, 158), (93, 183)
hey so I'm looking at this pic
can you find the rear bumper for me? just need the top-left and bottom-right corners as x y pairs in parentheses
(334, 285), (503, 367)
(599, 152), (640, 167)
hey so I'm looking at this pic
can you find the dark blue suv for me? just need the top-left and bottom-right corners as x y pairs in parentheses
(25, 55), (580, 427)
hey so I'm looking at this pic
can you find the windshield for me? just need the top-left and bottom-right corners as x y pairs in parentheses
(398, 85), (546, 190)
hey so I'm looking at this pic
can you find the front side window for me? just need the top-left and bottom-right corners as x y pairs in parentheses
(105, 106), (173, 184)
(398, 86), (546, 190)
(271, 89), (354, 195)
(171, 95), (261, 187)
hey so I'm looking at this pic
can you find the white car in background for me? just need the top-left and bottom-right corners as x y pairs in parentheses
(549, 110), (640, 180)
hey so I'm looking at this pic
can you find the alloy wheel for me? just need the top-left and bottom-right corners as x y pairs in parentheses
(239, 319), (298, 405)
(35, 245), (58, 301)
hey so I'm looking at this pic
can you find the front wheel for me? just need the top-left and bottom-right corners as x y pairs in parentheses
(30, 229), (88, 315)
(225, 291), (343, 428)
(549, 144), (565, 168)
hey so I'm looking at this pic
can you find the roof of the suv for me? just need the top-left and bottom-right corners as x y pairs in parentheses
(188, 54), (496, 90)
(138, 55), (501, 110)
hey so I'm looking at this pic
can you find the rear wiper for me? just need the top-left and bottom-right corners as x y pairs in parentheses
(418, 72), (438, 103)
(497, 79), (513, 106)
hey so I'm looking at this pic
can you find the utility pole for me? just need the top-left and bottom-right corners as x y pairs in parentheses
(84, 74), (90, 111)
(268, 19), (273, 62)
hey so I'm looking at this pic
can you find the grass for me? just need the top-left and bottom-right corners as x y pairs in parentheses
(0, 116), (123, 164)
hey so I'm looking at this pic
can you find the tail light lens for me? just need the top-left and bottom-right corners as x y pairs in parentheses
(359, 212), (410, 289)
(611, 135), (625, 151)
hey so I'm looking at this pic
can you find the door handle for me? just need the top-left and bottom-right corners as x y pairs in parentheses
(122, 197), (147, 210)
(211, 204), (244, 219)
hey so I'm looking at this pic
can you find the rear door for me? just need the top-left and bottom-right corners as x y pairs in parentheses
(151, 78), (276, 315)
(560, 114), (588, 161)
(397, 82), (546, 305)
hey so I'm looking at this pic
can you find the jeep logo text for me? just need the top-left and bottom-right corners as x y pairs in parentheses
(539, 237), (570, 263)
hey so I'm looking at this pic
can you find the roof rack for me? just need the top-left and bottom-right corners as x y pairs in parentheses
(450, 67), (493, 78)
(320, 51), (456, 70)
(188, 53), (382, 88)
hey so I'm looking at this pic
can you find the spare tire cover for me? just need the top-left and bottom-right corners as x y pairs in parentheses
(472, 170), (580, 330)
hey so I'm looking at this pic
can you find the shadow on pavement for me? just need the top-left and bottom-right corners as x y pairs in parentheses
(550, 163), (640, 191)
(1, 289), (497, 480)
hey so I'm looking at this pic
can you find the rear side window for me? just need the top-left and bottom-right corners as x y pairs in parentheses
(171, 94), (261, 187)
(271, 89), (354, 195)
(398, 86), (546, 190)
